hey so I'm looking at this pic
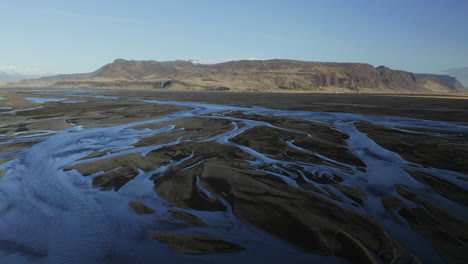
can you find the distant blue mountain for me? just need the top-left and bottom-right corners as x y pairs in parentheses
(0, 71), (29, 83)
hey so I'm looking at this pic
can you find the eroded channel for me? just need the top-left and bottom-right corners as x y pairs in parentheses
(0, 90), (467, 264)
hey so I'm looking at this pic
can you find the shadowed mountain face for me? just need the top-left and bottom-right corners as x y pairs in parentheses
(415, 73), (466, 92)
(13, 59), (465, 93)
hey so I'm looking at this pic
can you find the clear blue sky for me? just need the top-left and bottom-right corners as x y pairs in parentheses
(1, 0), (467, 74)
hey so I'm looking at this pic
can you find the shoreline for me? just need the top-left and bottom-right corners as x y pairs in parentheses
(1, 85), (467, 99)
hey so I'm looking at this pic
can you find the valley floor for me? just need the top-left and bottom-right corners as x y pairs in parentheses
(0, 89), (467, 264)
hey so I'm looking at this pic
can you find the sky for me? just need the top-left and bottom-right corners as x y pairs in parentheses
(0, 0), (467, 75)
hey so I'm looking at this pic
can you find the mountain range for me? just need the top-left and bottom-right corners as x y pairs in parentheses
(0, 71), (38, 84)
(5, 59), (466, 93)
(0, 66), (51, 84)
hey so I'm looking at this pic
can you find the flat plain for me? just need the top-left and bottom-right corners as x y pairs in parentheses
(0, 89), (467, 264)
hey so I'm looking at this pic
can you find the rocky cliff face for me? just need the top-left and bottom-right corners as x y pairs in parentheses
(443, 67), (468, 89)
(415, 74), (465, 93)
(13, 59), (466, 93)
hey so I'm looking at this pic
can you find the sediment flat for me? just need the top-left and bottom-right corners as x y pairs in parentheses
(0, 89), (467, 264)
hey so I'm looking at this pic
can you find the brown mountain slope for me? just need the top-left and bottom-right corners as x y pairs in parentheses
(12, 59), (466, 93)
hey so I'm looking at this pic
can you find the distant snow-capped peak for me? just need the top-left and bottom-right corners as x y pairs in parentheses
(188, 59), (202, 65)
(0, 66), (51, 76)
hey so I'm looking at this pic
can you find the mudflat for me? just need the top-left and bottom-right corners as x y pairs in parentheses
(0, 89), (467, 264)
